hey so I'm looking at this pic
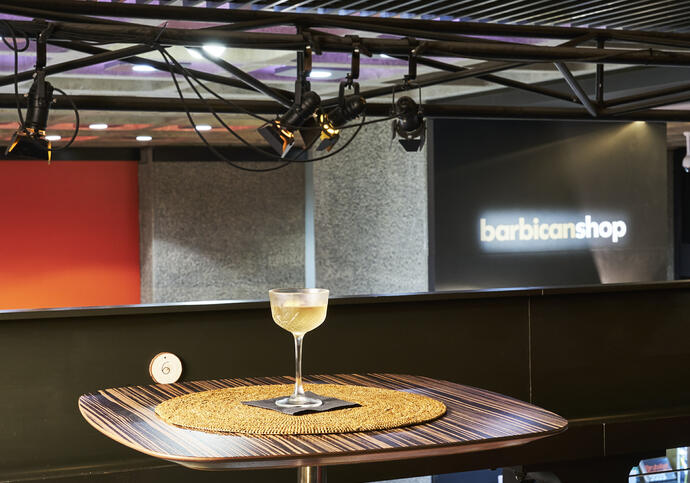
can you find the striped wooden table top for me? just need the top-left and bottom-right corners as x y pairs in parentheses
(78, 374), (567, 470)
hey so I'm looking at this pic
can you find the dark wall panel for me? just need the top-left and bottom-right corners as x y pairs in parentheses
(310, 297), (530, 397)
(530, 287), (690, 419)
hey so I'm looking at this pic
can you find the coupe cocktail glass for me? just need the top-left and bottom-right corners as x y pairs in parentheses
(269, 288), (329, 408)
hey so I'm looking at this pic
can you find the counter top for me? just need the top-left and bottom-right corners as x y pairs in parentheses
(2, 278), (690, 321)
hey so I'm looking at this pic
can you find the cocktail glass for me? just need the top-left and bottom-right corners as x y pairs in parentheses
(269, 288), (329, 408)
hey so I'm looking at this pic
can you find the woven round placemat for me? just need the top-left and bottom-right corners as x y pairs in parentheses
(155, 384), (446, 435)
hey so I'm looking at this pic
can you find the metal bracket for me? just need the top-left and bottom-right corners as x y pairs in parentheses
(404, 37), (418, 85)
(303, 45), (313, 76)
(346, 35), (361, 83)
(596, 38), (605, 105)
(303, 31), (321, 55)
(295, 28), (313, 105)
(338, 80), (360, 105)
(36, 24), (55, 71)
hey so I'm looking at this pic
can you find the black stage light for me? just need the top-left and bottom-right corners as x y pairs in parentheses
(316, 94), (366, 152)
(6, 70), (54, 161)
(392, 96), (426, 152)
(258, 91), (321, 157)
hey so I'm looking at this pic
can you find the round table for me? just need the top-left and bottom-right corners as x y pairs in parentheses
(78, 373), (568, 482)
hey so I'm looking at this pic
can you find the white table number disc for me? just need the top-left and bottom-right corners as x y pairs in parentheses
(149, 352), (183, 384)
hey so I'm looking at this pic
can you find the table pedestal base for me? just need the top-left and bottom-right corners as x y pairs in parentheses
(298, 466), (326, 483)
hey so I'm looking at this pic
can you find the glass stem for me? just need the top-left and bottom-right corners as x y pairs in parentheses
(292, 334), (305, 399)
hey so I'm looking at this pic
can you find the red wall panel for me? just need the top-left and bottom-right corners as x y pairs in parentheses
(0, 161), (140, 310)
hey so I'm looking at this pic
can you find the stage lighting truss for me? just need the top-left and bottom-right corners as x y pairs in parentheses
(5, 1), (690, 166)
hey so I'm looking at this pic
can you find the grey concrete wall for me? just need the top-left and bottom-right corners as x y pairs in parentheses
(139, 160), (305, 303)
(312, 121), (428, 296)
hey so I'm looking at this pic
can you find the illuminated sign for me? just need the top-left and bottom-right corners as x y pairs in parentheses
(479, 212), (628, 252)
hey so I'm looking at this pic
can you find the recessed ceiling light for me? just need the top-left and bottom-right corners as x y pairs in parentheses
(195, 124), (212, 131)
(45, 135), (62, 141)
(186, 44), (226, 59)
(89, 123), (108, 130)
(136, 135), (153, 142)
(202, 44), (226, 58)
(132, 64), (156, 72)
(308, 70), (332, 79)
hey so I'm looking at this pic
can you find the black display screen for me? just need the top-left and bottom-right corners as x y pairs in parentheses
(430, 119), (671, 290)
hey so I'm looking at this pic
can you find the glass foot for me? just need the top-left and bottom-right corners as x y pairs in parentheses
(276, 395), (323, 408)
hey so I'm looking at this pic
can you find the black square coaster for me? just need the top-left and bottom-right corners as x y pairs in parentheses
(242, 391), (360, 415)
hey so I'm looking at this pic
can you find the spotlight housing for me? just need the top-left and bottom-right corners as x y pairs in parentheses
(316, 94), (366, 152)
(5, 70), (54, 161)
(6, 132), (51, 160)
(391, 96), (426, 152)
(258, 91), (321, 157)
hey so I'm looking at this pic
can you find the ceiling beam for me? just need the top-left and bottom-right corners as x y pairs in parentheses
(5, 20), (690, 67)
(604, 81), (690, 108)
(391, 55), (578, 104)
(5, 0), (690, 45)
(3, 94), (690, 121)
(0, 44), (156, 88)
(554, 61), (598, 116)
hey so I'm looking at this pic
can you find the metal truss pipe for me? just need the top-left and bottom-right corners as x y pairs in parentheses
(4, 20), (690, 67)
(2, 94), (690, 121)
(554, 61), (598, 116)
(6, 0), (690, 45)
(195, 48), (293, 108)
(0, 44), (156, 88)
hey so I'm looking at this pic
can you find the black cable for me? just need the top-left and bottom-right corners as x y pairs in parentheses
(159, 47), (291, 172)
(48, 87), (80, 152)
(162, 47), (368, 165)
(183, 49), (273, 124)
(2, 32), (29, 51)
(160, 48), (286, 167)
(0, 20), (28, 128)
(161, 47), (369, 165)
(164, 51), (273, 127)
